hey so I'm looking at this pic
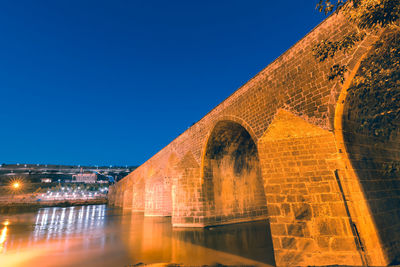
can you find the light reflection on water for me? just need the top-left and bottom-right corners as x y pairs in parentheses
(0, 224), (8, 253)
(33, 205), (106, 241)
(0, 205), (275, 267)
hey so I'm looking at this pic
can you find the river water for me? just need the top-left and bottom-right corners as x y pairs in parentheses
(0, 205), (275, 266)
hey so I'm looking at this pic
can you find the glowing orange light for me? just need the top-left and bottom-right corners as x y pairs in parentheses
(8, 178), (25, 194)
(0, 225), (8, 253)
(12, 182), (20, 189)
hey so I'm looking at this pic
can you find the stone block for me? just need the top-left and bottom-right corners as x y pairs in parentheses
(331, 237), (357, 251)
(293, 203), (312, 221)
(317, 236), (331, 249)
(267, 204), (281, 216)
(271, 223), (287, 236)
(317, 218), (344, 236)
(329, 203), (348, 217)
(281, 237), (297, 250)
(297, 238), (316, 252)
(287, 223), (305, 237)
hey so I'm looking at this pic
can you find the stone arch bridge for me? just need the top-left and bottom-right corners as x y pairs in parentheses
(109, 14), (400, 266)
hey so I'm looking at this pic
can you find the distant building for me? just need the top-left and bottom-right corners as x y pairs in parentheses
(96, 175), (109, 184)
(72, 173), (97, 183)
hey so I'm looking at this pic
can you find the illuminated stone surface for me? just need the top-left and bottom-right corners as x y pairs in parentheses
(109, 13), (399, 267)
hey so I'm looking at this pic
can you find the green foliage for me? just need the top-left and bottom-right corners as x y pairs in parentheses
(347, 29), (400, 138)
(345, 0), (400, 29)
(314, 0), (400, 83)
(382, 161), (400, 176)
(328, 64), (348, 83)
(313, 32), (366, 62)
(317, 0), (400, 28)
(314, 1), (400, 181)
(317, 0), (346, 14)
(314, 0), (400, 135)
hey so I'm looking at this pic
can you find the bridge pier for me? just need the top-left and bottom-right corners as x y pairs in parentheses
(257, 109), (363, 266)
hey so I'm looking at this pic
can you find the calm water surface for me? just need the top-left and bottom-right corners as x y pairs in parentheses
(0, 205), (275, 266)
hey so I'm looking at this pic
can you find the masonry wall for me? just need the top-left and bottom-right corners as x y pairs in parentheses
(202, 121), (268, 226)
(145, 175), (172, 216)
(108, 13), (397, 266)
(172, 152), (203, 226)
(342, 77), (400, 264)
(258, 109), (362, 266)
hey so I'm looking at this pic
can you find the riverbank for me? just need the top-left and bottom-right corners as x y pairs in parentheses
(0, 198), (107, 213)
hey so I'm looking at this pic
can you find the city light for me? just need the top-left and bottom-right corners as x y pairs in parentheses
(12, 182), (20, 189)
(38, 185), (109, 201)
(8, 178), (24, 194)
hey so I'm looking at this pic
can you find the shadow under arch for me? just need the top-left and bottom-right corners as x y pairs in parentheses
(200, 115), (259, 181)
(334, 39), (400, 265)
(201, 119), (268, 226)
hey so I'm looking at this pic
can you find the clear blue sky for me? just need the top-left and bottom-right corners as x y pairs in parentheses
(0, 0), (326, 166)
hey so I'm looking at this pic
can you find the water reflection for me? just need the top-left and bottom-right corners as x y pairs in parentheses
(174, 221), (275, 264)
(0, 223), (8, 253)
(33, 205), (105, 240)
(0, 205), (275, 267)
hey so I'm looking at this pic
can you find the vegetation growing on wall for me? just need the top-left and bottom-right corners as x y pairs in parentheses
(314, 0), (400, 139)
(347, 29), (400, 138)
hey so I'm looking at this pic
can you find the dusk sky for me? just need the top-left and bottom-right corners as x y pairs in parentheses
(0, 1), (326, 166)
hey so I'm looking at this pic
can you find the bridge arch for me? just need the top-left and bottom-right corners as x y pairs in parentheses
(200, 115), (258, 179)
(334, 34), (400, 264)
(201, 119), (268, 226)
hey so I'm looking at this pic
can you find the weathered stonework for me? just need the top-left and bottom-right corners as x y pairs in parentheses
(258, 109), (362, 266)
(109, 13), (399, 266)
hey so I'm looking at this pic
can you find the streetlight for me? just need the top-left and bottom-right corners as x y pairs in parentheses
(12, 182), (20, 189)
(9, 179), (23, 200)
(9, 179), (23, 191)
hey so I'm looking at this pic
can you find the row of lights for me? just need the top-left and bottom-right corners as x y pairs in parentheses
(40, 187), (108, 200)
(8, 180), (109, 199)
